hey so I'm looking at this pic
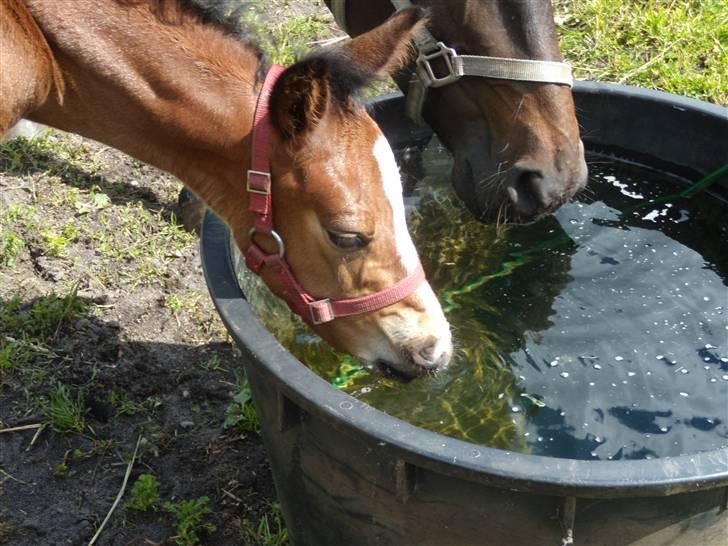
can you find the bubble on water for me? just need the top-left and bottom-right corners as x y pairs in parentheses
(679, 392), (689, 397)
(703, 297), (710, 301)
(710, 378), (718, 383)
(560, 372), (569, 378)
(360, 387), (372, 394)
(627, 372), (636, 377)
(511, 406), (521, 413)
(656, 355), (664, 360)
(549, 360), (559, 367)
(615, 356), (624, 361)
(659, 426), (669, 432)
(593, 364), (602, 370)
(498, 392), (505, 399)
(722, 375), (728, 381)
(588, 382), (595, 386)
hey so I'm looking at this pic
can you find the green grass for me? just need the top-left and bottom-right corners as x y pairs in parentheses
(164, 496), (217, 546)
(43, 383), (87, 433)
(127, 474), (162, 511)
(554, 0), (727, 104)
(239, 503), (288, 546)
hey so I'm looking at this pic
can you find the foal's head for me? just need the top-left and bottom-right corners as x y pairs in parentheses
(242, 9), (452, 376)
(413, 1), (588, 223)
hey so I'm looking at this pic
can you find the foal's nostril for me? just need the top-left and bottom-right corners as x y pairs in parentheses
(409, 336), (449, 371)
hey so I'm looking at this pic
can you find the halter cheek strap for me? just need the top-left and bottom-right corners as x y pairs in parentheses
(244, 64), (426, 325)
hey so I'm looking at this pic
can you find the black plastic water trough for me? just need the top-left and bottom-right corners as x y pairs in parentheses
(202, 83), (728, 546)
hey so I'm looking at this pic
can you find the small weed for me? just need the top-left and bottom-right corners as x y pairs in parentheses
(27, 286), (88, 339)
(0, 232), (24, 268)
(0, 519), (14, 543)
(198, 353), (224, 371)
(43, 383), (86, 433)
(164, 496), (216, 546)
(109, 391), (162, 416)
(127, 474), (161, 512)
(39, 225), (78, 256)
(239, 503), (288, 546)
(53, 463), (68, 476)
(224, 380), (260, 436)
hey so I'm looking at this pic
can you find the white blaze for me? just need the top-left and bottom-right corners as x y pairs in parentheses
(372, 135), (452, 364)
(372, 135), (419, 272)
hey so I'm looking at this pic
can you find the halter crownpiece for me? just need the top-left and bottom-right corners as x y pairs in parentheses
(329, 0), (574, 124)
(244, 64), (426, 325)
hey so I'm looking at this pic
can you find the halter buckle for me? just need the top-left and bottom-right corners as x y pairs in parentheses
(247, 170), (271, 195)
(416, 42), (463, 88)
(309, 299), (334, 325)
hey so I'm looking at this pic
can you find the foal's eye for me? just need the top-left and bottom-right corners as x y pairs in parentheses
(326, 230), (369, 251)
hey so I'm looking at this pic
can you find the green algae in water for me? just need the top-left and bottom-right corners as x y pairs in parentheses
(233, 140), (728, 461)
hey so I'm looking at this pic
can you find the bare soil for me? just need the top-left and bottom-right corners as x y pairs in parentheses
(0, 129), (280, 544)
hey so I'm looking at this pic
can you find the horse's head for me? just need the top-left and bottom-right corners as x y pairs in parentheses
(408, 1), (588, 223)
(237, 8), (451, 377)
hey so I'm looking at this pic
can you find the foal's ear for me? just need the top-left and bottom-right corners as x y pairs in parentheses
(337, 6), (426, 77)
(270, 58), (330, 142)
(269, 7), (425, 142)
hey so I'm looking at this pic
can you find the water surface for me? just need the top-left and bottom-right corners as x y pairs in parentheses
(234, 140), (728, 460)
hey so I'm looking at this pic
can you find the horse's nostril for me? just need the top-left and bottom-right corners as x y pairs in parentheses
(410, 336), (449, 371)
(506, 167), (555, 218)
(418, 345), (436, 363)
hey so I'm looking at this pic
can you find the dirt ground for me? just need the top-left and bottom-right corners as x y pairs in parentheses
(0, 2), (338, 545)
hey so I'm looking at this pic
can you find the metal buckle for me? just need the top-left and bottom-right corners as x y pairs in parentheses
(247, 170), (271, 195)
(310, 299), (334, 325)
(248, 227), (285, 258)
(415, 42), (462, 88)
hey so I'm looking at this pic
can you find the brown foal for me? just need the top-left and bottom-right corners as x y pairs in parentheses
(0, 1), (452, 376)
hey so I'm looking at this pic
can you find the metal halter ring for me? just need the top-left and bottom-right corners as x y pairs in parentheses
(248, 227), (285, 258)
(416, 42), (463, 88)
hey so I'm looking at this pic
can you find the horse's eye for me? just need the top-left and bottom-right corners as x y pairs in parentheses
(326, 230), (369, 251)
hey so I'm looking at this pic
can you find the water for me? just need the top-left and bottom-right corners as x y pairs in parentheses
(234, 140), (728, 461)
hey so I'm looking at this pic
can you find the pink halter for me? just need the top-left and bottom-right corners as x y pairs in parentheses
(244, 64), (426, 325)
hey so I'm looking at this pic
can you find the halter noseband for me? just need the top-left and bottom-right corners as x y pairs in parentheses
(244, 64), (426, 325)
(329, 0), (574, 124)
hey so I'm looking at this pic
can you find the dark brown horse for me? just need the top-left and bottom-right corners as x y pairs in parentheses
(326, 0), (588, 223)
(0, 1), (452, 376)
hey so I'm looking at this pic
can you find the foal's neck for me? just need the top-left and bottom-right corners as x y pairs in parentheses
(27, 0), (264, 230)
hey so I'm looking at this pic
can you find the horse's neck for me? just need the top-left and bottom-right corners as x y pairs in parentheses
(26, 0), (262, 228)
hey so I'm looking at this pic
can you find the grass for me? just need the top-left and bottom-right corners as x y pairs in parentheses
(239, 503), (288, 546)
(126, 474), (162, 511)
(554, 0), (727, 104)
(164, 496), (217, 546)
(43, 383), (87, 433)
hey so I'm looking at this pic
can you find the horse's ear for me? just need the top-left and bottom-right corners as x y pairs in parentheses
(270, 59), (330, 142)
(337, 6), (426, 77)
(269, 7), (425, 142)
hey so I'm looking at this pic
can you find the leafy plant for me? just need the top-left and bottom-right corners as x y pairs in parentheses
(224, 380), (260, 436)
(127, 474), (161, 512)
(43, 383), (86, 433)
(0, 232), (23, 268)
(164, 496), (216, 546)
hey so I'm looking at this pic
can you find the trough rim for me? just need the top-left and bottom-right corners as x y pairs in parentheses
(201, 82), (728, 500)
